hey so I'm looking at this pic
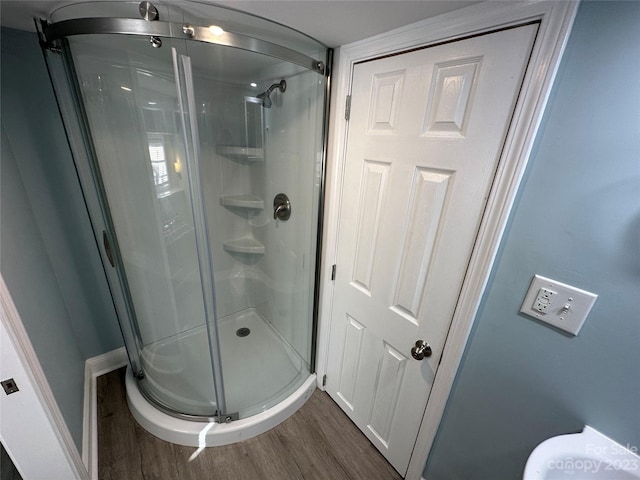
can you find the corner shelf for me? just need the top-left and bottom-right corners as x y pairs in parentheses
(223, 236), (265, 255)
(219, 194), (264, 210)
(216, 145), (263, 162)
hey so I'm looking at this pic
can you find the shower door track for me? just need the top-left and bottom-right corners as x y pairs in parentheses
(42, 17), (326, 75)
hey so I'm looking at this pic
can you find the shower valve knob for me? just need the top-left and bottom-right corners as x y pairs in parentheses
(273, 193), (291, 221)
(411, 340), (432, 361)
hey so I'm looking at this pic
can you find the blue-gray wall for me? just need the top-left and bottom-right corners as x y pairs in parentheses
(424, 2), (640, 478)
(1, 122), (86, 451)
(1, 27), (123, 451)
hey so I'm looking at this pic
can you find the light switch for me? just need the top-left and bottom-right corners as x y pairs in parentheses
(520, 275), (598, 336)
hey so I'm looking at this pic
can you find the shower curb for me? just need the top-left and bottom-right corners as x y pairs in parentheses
(127, 368), (317, 448)
(82, 346), (128, 480)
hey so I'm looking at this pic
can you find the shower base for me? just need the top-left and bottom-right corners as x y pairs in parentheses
(126, 309), (316, 446)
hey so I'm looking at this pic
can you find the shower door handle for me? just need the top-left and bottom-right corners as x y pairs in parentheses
(103, 230), (115, 268)
(273, 193), (291, 221)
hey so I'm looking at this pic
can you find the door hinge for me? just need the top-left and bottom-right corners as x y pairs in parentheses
(322, 374), (327, 387)
(345, 95), (351, 121)
(331, 264), (336, 281)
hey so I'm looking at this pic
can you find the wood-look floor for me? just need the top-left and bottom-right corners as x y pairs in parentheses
(98, 368), (402, 480)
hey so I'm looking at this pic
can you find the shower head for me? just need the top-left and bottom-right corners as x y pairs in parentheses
(257, 79), (286, 108)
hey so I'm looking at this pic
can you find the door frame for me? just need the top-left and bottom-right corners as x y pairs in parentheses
(0, 275), (89, 480)
(316, 2), (579, 478)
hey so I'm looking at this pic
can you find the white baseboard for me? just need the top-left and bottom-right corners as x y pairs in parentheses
(82, 346), (128, 480)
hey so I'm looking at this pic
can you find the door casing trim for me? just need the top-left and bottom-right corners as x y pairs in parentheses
(0, 275), (89, 479)
(316, 2), (579, 478)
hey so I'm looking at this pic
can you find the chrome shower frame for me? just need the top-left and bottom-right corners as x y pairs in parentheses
(42, 17), (326, 75)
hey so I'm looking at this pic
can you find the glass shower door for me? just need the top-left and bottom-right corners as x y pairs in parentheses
(177, 41), (326, 419)
(66, 34), (224, 417)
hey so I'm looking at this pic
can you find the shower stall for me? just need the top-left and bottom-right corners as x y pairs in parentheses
(39, 1), (330, 445)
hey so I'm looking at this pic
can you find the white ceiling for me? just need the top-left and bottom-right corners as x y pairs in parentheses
(0, 0), (479, 47)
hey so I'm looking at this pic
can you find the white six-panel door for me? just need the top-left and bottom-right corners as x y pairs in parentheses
(325, 24), (538, 475)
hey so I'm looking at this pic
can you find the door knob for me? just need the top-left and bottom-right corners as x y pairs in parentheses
(411, 340), (432, 360)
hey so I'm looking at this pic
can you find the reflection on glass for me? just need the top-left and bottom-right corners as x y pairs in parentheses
(148, 134), (169, 188)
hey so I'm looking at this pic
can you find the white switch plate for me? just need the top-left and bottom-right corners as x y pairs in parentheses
(520, 275), (598, 336)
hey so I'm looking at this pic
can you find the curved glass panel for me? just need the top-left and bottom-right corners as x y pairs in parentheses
(68, 34), (222, 416)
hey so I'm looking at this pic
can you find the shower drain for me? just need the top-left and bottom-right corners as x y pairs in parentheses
(236, 327), (251, 337)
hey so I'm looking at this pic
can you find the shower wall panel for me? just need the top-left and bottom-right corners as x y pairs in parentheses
(192, 74), (264, 320)
(253, 67), (324, 364)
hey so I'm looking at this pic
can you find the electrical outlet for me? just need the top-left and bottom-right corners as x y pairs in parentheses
(520, 275), (598, 336)
(532, 287), (557, 313)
